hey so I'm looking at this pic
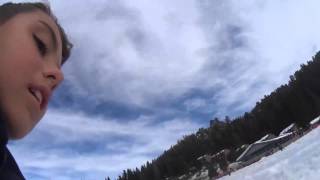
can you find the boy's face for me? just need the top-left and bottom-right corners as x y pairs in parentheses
(0, 10), (63, 139)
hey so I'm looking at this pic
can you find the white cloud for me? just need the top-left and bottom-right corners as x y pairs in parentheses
(3, 0), (320, 179)
(4, 0), (320, 115)
(184, 98), (212, 113)
(49, 0), (209, 107)
(9, 109), (202, 179)
(50, 0), (320, 117)
(193, 0), (320, 117)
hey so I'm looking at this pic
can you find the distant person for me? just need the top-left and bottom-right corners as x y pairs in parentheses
(0, 2), (72, 179)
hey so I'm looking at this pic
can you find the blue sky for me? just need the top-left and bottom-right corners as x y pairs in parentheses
(3, 0), (320, 179)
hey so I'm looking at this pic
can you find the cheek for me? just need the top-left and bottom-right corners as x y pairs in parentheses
(15, 51), (43, 77)
(1, 44), (40, 73)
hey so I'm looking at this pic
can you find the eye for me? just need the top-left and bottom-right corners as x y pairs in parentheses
(33, 34), (48, 56)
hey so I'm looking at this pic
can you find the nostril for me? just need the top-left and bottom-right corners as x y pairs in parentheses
(47, 74), (56, 80)
(44, 69), (64, 88)
(46, 74), (58, 90)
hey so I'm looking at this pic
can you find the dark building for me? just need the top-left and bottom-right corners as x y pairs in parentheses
(236, 133), (293, 164)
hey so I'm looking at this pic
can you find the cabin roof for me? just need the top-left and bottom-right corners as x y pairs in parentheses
(310, 115), (320, 125)
(279, 123), (296, 136)
(236, 133), (292, 162)
(256, 134), (277, 143)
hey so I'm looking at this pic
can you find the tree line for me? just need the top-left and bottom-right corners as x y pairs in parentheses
(113, 51), (320, 180)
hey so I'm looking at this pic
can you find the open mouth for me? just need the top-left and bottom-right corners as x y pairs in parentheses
(29, 88), (43, 107)
(27, 84), (51, 111)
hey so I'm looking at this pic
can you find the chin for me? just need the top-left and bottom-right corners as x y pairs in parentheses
(2, 105), (40, 140)
(8, 128), (30, 140)
(7, 121), (34, 140)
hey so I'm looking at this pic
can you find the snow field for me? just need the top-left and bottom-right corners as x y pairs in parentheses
(219, 127), (320, 180)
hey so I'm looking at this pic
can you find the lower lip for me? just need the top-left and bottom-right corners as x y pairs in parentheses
(29, 91), (41, 109)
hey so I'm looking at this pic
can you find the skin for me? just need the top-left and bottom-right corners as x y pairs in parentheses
(0, 10), (64, 139)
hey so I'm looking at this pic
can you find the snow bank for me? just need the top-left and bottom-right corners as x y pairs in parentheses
(220, 127), (320, 180)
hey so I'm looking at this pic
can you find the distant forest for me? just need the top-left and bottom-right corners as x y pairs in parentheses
(112, 51), (320, 180)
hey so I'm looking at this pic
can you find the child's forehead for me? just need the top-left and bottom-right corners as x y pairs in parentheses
(2, 10), (55, 31)
(5, 11), (64, 63)
(18, 10), (55, 25)
(0, 8), (71, 65)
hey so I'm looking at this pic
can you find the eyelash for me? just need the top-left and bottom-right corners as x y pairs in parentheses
(33, 34), (48, 56)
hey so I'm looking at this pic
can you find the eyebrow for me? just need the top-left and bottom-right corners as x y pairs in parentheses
(38, 20), (58, 51)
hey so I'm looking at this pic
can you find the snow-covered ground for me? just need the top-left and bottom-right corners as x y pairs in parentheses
(220, 127), (320, 180)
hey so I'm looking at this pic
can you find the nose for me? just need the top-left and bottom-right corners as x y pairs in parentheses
(43, 67), (64, 90)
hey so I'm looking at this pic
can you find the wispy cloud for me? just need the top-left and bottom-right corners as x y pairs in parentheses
(10, 109), (201, 179)
(4, 0), (320, 179)
(193, 0), (320, 117)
